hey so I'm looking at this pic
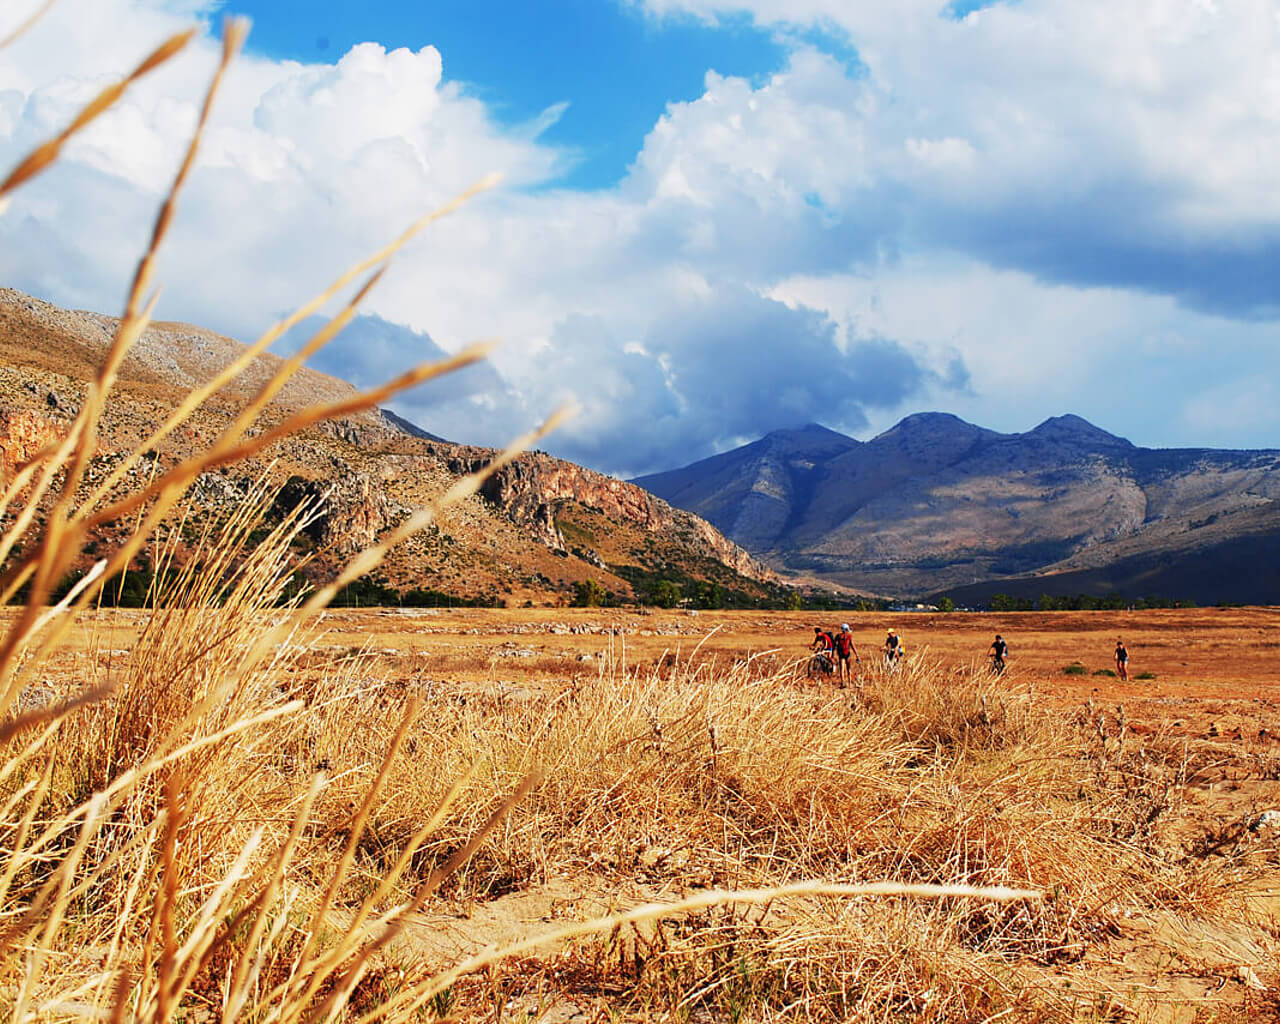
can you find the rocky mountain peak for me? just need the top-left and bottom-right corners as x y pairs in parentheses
(758, 422), (861, 458)
(764, 422), (850, 440)
(870, 411), (991, 443)
(1028, 414), (1133, 448)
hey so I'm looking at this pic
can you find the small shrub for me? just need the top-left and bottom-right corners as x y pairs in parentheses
(1092, 668), (1117, 677)
(1135, 671), (1158, 680)
(1062, 663), (1087, 676)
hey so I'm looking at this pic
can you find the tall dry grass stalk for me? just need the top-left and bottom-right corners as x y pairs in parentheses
(0, 0), (60, 52)
(9, 16), (1254, 1024)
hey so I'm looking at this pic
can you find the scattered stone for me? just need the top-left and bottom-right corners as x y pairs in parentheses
(1249, 810), (1280, 832)
(17, 684), (56, 711)
(1236, 965), (1267, 991)
(638, 846), (671, 869)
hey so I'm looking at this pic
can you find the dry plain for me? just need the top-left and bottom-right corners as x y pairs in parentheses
(322, 605), (1279, 737)
(64, 604), (1277, 739)
(15, 604), (1280, 1021)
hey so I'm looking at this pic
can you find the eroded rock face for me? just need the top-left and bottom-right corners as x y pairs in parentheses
(275, 473), (406, 555)
(0, 409), (67, 485)
(438, 446), (775, 583)
(317, 417), (402, 448)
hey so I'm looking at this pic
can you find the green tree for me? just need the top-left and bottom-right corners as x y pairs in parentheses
(989, 593), (1014, 612)
(651, 579), (682, 609)
(937, 596), (955, 612)
(572, 579), (606, 607)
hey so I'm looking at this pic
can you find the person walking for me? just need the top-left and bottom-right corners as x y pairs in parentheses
(989, 634), (1008, 675)
(1114, 638), (1129, 681)
(834, 623), (860, 686)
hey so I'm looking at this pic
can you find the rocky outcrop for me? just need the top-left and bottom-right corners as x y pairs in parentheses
(0, 408), (68, 485)
(436, 445), (776, 583)
(189, 471), (248, 510)
(275, 473), (405, 555)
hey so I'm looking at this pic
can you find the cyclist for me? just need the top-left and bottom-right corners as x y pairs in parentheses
(989, 634), (1008, 675)
(809, 626), (835, 677)
(883, 629), (903, 670)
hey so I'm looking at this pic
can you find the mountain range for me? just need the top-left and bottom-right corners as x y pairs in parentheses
(634, 415), (1280, 605)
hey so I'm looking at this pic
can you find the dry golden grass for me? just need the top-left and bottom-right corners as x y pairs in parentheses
(1, 17), (1276, 1024)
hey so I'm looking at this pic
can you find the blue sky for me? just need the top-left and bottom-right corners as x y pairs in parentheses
(2, 0), (1280, 475)
(228, 0), (788, 190)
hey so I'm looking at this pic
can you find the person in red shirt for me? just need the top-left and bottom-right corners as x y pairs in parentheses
(811, 626), (833, 653)
(834, 623), (860, 686)
(809, 626), (836, 678)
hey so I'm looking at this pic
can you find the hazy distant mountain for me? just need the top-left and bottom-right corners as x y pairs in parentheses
(632, 423), (860, 553)
(636, 413), (1280, 602)
(379, 407), (447, 443)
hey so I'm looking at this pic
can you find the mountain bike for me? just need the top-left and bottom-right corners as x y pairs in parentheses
(807, 651), (835, 678)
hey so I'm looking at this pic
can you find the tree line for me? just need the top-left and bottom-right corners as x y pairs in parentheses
(979, 592), (1196, 612)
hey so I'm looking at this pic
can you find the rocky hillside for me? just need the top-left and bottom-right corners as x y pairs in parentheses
(0, 288), (776, 607)
(636, 413), (1280, 602)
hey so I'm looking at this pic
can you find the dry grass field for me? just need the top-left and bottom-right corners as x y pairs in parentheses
(40, 603), (1280, 733)
(11, 603), (1280, 1022)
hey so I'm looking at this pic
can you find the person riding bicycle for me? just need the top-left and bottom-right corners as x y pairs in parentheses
(989, 634), (1008, 675)
(883, 629), (903, 669)
(809, 626), (836, 677)
(834, 623), (860, 686)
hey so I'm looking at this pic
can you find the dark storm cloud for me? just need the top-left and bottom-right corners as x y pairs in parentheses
(545, 286), (965, 476)
(274, 314), (515, 442)
(275, 314), (508, 404)
(937, 190), (1280, 321)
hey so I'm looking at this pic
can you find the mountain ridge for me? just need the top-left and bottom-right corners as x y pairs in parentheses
(0, 287), (778, 607)
(635, 412), (1280, 602)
